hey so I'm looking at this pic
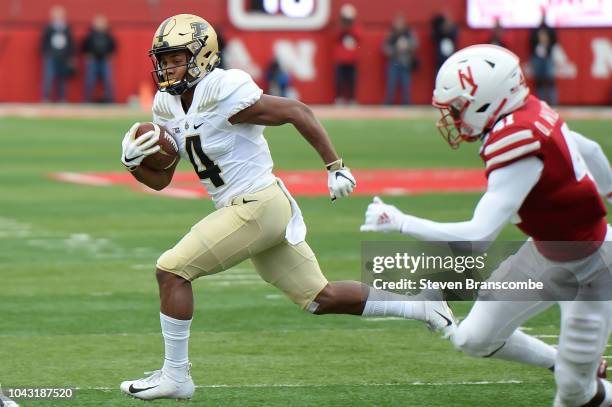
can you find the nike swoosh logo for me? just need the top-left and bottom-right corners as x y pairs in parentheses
(243, 198), (258, 204)
(124, 154), (143, 163)
(335, 172), (356, 186)
(434, 310), (453, 327)
(194, 122), (205, 129)
(128, 384), (159, 394)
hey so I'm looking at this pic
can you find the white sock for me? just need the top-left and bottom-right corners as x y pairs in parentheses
(361, 288), (426, 321)
(160, 312), (192, 381)
(490, 329), (556, 369)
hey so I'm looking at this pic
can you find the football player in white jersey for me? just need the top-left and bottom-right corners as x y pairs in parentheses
(119, 14), (454, 401)
(361, 44), (612, 406)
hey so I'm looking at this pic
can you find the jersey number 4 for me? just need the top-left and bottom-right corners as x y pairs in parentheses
(186, 136), (225, 187)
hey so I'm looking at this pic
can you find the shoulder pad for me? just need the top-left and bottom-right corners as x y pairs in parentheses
(152, 91), (175, 121)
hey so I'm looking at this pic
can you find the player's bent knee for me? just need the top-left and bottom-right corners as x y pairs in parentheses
(263, 283), (327, 313)
(156, 249), (194, 281)
(157, 248), (183, 274)
(155, 267), (174, 282)
(156, 267), (189, 287)
(451, 326), (503, 357)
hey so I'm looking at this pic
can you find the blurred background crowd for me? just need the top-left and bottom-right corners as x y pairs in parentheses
(0, 0), (610, 106)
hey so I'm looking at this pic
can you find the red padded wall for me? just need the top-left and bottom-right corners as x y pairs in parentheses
(0, 0), (609, 104)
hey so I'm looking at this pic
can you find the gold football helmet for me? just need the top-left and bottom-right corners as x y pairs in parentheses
(149, 14), (220, 95)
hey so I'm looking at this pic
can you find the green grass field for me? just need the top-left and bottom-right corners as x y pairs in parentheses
(1, 116), (610, 406)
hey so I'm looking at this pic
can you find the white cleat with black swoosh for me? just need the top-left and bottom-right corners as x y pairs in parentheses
(424, 300), (457, 337)
(120, 365), (195, 400)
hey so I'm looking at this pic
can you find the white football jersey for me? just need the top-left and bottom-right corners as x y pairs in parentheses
(152, 68), (276, 208)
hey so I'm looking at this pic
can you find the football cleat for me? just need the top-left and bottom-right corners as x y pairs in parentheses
(424, 300), (457, 337)
(120, 365), (195, 400)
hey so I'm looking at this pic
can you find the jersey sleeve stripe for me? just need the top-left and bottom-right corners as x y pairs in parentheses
(485, 141), (541, 168)
(483, 130), (534, 156)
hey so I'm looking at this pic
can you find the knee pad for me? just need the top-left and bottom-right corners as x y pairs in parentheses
(451, 325), (505, 358)
(157, 248), (185, 273)
(560, 315), (606, 365)
(156, 249), (196, 281)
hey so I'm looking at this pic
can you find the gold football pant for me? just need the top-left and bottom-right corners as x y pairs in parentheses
(157, 182), (328, 309)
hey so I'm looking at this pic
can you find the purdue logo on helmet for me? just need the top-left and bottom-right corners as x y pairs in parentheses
(149, 14), (220, 95)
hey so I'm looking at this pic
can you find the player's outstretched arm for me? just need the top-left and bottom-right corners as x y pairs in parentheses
(120, 122), (178, 191)
(229, 95), (356, 200)
(570, 130), (612, 204)
(361, 157), (544, 251)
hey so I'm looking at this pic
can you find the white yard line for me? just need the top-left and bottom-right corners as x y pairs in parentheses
(51, 172), (113, 186)
(363, 317), (406, 322)
(82, 380), (523, 391)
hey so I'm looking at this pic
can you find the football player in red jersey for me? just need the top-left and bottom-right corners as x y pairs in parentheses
(361, 44), (612, 407)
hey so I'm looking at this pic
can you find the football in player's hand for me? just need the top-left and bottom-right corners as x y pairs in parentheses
(135, 123), (179, 170)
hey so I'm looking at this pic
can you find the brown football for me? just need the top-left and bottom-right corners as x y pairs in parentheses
(134, 122), (179, 170)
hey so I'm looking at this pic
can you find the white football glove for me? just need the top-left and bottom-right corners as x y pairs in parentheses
(326, 158), (356, 201)
(360, 196), (406, 233)
(121, 122), (160, 168)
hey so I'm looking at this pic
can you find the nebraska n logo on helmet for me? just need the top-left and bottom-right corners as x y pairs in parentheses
(149, 14), (221, 96)
(432, 44), (530, 149)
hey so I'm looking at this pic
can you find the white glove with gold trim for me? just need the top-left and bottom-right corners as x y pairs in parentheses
(121, 122), (160, 169)
(326, 158), (356, 201)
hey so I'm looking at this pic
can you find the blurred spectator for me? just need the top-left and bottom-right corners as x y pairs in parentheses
(82, 14), (116, 103)
(250, 0), (265, 12)
(488, 18), (509, 48)
(40, 6), (75, 102)
(431, 13), (458, 75)
(333, 4), (361, 104)
(383, 15), (418, 105)
(530, 14), (558, 105)
(265, 58), (290, 97)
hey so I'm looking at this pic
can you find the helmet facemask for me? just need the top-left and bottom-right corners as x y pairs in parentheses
(433, 97), (476, 149)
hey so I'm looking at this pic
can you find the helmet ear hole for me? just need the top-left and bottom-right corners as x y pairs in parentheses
(476, 103), (490, 113)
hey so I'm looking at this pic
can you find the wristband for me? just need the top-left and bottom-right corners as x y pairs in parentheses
(325, 158), (344, 171)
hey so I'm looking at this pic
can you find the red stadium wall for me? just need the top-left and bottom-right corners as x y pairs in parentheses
(1, 0), (610, 105)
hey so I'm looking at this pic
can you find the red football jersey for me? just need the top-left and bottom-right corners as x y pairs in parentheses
(479, 95), (607, 260)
